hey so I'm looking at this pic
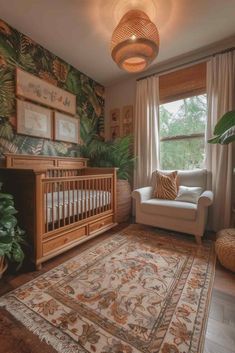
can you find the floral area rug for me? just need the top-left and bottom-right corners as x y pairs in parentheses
(0, 224), (216, 353)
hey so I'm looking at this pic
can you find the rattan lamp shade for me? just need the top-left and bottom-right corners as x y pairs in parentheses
(111, 10), (159, 73)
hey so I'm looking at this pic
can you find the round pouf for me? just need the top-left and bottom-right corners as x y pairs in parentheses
(215, 228), (235, 272)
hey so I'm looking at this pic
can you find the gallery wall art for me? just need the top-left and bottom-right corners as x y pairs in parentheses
(54, 112), (79, 144)
(0, 18), (105, 157)
(16, 99), (52, 139)
(16, 68), (76, 115)
(109, 105), (134, 140)
(110, 108), (120, 140)
(122, 105), (133, 136)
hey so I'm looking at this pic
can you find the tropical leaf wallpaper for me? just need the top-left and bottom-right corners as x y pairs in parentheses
(0, 18), (105, 157)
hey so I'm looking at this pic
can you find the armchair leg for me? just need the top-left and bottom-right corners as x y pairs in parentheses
(195, 235), (202, 245)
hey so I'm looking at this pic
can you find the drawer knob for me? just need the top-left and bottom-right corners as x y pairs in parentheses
(64, 237), (69, 243)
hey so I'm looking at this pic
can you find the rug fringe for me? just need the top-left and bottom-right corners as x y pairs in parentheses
(0, 297), (84, 353)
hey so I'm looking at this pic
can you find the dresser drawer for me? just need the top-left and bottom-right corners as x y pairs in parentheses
(43, 226), (87, 255)
(89, 215), (114, 234)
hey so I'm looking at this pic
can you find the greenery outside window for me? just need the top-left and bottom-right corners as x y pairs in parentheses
(159, 94), (207, 170)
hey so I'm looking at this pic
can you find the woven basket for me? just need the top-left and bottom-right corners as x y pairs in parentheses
(116, 179), (132, 223)
(215, 228), (235, 272)
(0, 256), (8, 279)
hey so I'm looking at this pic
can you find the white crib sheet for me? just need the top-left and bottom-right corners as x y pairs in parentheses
(45, 189), (111, 223)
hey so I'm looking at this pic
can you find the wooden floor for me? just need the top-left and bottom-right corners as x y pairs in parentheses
(0, 223), (235, 353)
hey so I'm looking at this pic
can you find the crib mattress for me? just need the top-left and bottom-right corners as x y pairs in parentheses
(45, 189), (111, 223)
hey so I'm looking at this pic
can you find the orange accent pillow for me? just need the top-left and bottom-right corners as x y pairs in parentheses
(153, 171), (178, 200)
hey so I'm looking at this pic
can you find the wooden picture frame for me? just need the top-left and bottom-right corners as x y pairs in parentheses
(110, 108), (120, 127)
(17, 99), (53, 139)
(110, 126), (120, 140)
(122, 105), (133, 136)
(16, 67), (76, 115)
(54, 111), (79, 144)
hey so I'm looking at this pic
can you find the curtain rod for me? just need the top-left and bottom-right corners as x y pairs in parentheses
(136, 46), (235, 81)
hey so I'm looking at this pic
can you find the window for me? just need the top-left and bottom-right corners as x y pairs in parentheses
(159, 94), (207, 170)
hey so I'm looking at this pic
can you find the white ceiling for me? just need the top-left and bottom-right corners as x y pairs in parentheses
(0, 0), (235, 86)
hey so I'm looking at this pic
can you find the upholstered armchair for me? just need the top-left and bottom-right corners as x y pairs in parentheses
(132, 169), (213, 244)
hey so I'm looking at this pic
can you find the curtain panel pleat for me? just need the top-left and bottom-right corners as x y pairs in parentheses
(206, 51), (235, 230)
(134, 76), (160, 188)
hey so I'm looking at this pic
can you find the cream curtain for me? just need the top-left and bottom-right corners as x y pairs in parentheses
(134, 76), (160, 188)
(206, 51), (235, 230)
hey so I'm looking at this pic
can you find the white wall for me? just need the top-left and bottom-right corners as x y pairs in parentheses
(105, 76), (136, 140)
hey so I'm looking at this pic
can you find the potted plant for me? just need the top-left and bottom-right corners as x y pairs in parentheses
(79, 135), (135, 222)
(208, 110), (235, 144)
(0, 182), (25, 277)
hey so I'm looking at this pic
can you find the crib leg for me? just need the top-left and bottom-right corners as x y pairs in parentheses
(36, 263), (42, 271)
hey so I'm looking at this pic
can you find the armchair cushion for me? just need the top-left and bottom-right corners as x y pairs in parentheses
(176, 186), (203, 204)
(140, 199), (197, 221)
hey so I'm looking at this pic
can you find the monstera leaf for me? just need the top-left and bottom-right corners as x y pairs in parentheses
(208, 111), (235, 144)
(0, 68), (15, 117)
(0, 137), (18, 154)
(80, 115), (99, 145)
(81, 79), (101, 117)
(0, 120), (14, 141)
(0, 36), (16, 60)
(65, 70), (81, 95)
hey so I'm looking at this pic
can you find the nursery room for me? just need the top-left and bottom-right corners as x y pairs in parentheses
(0, 1), (235, 352)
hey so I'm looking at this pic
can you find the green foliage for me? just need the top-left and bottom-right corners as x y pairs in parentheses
(80, 135), (135, 181)
(0, 183), (26, 268)
(0, 68), (15, 117)
(0, 19), (104, 157)
(160, 95), (207, 170)
(160, 138), (205, 170)
(208, 111), (235, 144)
(0, 119), (14, 140)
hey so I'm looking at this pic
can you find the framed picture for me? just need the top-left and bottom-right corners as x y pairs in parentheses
(110, 108), (120, 127)
(110, 126), (120, 140)
(54, 112), (79, 143)
(122, 105), (133, 136)
(17, 99), (52, 139)
(16, 68), (76, 115)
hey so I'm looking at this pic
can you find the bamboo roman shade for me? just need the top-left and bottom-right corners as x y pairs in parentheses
(159, 62), (206, 103)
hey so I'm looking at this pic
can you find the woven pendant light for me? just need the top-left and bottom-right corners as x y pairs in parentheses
(111, 9), (159, 73)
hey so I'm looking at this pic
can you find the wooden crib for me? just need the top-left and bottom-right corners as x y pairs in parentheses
(0, 154), (117, 269)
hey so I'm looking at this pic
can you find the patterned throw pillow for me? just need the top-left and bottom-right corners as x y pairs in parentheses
(153, 170), (178, 200)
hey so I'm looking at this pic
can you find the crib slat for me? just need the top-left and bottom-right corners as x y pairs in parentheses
(72, 180), (75, 223)
(57, 181), (60, 228)
(102, 179), (104, 212)
(105, 178), (108, 211)
(99, 179), (102, 214)
(45, 182), (48, 233)
(88, 179), (91, 218)
(77, 180), (79, 221)
(81, 180), (84, 220)
(52, 182), (54, 230)
(92, 179), (94, 216)
(108, 178), (111, 210)
(62, 181), (65, 226)
(68, 178), (70, 224)
(84, 180), (87, 218)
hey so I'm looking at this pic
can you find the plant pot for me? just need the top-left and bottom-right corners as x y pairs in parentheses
(0, 256), (8, 279)
(116, 179), (132, 223)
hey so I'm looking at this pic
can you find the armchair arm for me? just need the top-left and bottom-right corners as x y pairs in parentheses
(198, 190), (213, 208)
(132, 186), (153, 203)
